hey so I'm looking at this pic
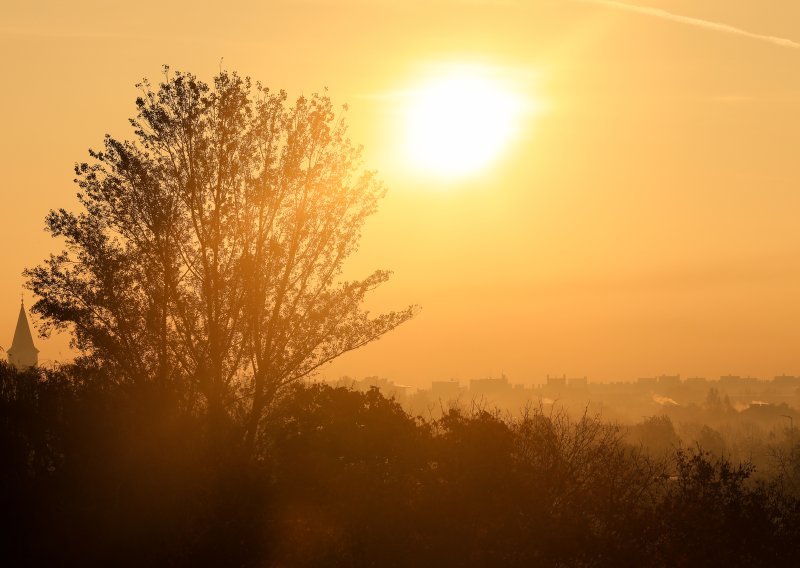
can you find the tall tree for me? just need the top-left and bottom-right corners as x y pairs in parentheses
(26, 67), (415, 439)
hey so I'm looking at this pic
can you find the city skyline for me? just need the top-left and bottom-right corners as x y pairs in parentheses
(8, 297), (800, 386)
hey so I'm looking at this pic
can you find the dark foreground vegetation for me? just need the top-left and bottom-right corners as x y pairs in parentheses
(7, 66), (800, 566)
(3, 362), (800, 567)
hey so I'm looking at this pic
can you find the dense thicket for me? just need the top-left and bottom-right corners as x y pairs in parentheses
(3, 361), (799, 567)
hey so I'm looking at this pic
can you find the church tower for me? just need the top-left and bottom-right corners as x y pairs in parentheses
(7, 301), (39, 369)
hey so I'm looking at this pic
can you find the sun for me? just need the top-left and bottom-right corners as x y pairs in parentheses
(404, 67), (526, 179)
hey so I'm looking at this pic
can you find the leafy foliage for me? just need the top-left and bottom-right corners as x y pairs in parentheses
(25, 68), (415, 444)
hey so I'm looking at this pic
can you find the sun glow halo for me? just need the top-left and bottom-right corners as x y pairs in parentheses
(405, 69), (525, 179)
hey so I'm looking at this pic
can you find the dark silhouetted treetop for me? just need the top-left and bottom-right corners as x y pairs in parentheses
(25, 66), (416, 444)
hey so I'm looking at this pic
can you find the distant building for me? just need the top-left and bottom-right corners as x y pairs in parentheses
(685, 377), (707, 384)
(546, 374), (567, 388)
(7, 301), (38, 370)
(431, 379), (462, 399)
(353, 376), (409, 400)
(720, 375), (758, 385)
(657, 374), (681, 386)
(773, 375), (800, 387)
(567, 376), (588, 388)
(719, 375), (742, 384)
(470, 375), (511, 396)
(637, 377), (658, 386)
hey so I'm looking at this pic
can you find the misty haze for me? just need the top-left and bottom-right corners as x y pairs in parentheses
(4, 1), (800, 566)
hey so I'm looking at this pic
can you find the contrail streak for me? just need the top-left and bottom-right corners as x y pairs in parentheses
(580, 0), (800, 49)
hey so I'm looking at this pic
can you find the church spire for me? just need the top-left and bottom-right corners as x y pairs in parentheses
(8, 300), (39, 369)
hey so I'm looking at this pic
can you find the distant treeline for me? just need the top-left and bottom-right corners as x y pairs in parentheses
(2, 361), (800, 567)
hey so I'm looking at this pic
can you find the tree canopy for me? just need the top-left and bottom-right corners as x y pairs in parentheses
(25, 67), (415, 442)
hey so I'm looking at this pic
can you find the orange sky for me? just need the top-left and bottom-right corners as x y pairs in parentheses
(3, 0), (800, 386)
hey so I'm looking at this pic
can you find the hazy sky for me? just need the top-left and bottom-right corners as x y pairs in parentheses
(3, 0), (800, 385)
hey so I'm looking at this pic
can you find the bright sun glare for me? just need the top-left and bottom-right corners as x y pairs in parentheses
(405, 67), (526, 179)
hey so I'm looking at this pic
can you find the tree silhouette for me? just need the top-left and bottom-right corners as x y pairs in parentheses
(25, 67), (415, 442)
